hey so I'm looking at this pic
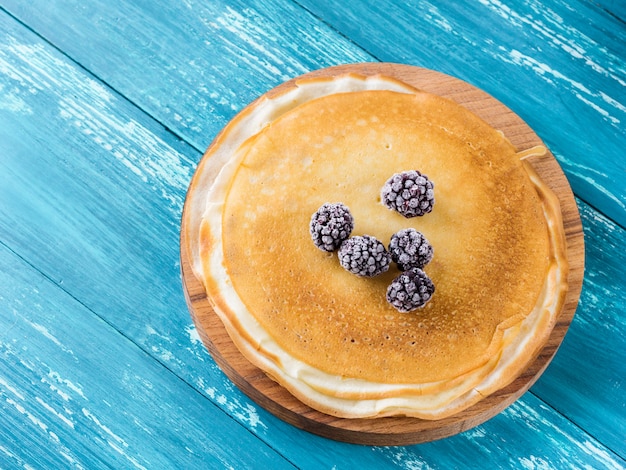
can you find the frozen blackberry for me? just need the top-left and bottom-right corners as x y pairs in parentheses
(389, 228), (434, 270)
(381, 170), (435, 218)
(310, 203), (354, 252)
(386, 268), (435, 312)
(338, 235), (391, 277)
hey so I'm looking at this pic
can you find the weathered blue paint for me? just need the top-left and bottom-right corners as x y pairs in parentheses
(0, 0), (624, 468)
(532, 200), (626, 454)
(1, 0), (373, 152)
(0, 246), (295, 469)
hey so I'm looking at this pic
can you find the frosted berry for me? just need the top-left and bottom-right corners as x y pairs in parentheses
(310, 203), (354, 252)
(339, 235), (391, 277)
(389, 228), (434, 270)
(386, 268), (435, 312)
(381, 170), (434, 218)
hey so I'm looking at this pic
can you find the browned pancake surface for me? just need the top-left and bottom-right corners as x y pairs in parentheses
(222, 90), (550, 384)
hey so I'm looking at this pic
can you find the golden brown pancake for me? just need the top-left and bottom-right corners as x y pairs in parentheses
(186, 74), (568, 419)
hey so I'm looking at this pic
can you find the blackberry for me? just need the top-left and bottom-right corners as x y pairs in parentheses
(381, 170), (435, 218)
(338, 235), (391, 277)
(310, 203), (354, 252)
(389, 228), (434, 270)
(386, 268), (435, 312)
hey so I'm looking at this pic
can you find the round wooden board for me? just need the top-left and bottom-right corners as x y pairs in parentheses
(180, 63), (584, 446)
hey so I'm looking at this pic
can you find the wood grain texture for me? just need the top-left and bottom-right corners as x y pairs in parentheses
(1, 0), (371, 153)
(532, 200), (626, 454)
(180, 63), (585, 445)
(296, 0), (626, 229)
(1, 1), (625, 467)
(593, 0), (626, 22)
(0, 248), (294, 469)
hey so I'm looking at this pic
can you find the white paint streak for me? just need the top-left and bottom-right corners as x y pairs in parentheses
(47, 370), (86, 400)
(1, 37), (194, 223)
(465, 425), (487, 439)
(27, 321), (63, 347)
(581, 441), (623, 470)
(519, 455), (552, 470)
(35, 396), (75, 429)
(82, 408), (127, 448)
(185, 324), (202, 345)
(0, 46), (47, 91)
(57, 449), (86, 470)
(0, 83), (33, 115)
(195, 377), (266, 430)
(425, 4), (454, 33)
(214, 7), (286, 79)
(144, 326), (186, 367)
(42, 381), (71, 402)
(6, 398), (48, 432)
(151, 345), (174, 362)
(506, 49), (620, 125)
(183, 324), (208, 363)
(216, 393), (227, 406)
(201, 382), (216, 399)
(574, 92), (619, 124)
(82, 408), (148, 470)
(0, 444), (16, 462)
(571, 171), (626, 213)
(230, 402), (265, 431)
(478, 0), (624, 127)
(373, 446), (434, 470)
(553, 150), (609, 179)
(0, 376), (25, 400)
(547, 157), (625, 224)
(202, 4), (358, 87)
(600, 91), (626, 114)
(58, 96), (192, 215)
(107, 441), (148, 470)
(504, 401), (626, 469)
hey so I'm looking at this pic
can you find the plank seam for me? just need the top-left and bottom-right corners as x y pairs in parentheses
(0, 6), (204, 156)
(0, 238), (299, 467)
(529, 389), (626, 463)
(291, 0), (383, 62)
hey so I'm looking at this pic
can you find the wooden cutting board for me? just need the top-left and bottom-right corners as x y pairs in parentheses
(180, 63), (584, 446)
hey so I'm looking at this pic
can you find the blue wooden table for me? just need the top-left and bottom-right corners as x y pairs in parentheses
(1, 0), (624, 468)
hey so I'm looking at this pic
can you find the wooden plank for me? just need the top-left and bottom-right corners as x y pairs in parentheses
(532, 200), (626, 455)
(383, 392), (625, 469)
(0, 6), (448, 466)
(293, 0), (626, 229)
(0, 246), (295, 469)
(0, 14), (423, 468)
(1, 5), (624, 469)
(590, 0), (626, 22)
(1, 0), (372, 153)
(4, 246), (623, 467)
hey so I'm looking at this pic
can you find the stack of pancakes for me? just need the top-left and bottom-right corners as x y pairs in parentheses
(184, 73), (568, 419)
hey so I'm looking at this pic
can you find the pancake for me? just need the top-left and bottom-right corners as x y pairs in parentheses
(185, 73), (568, 419)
